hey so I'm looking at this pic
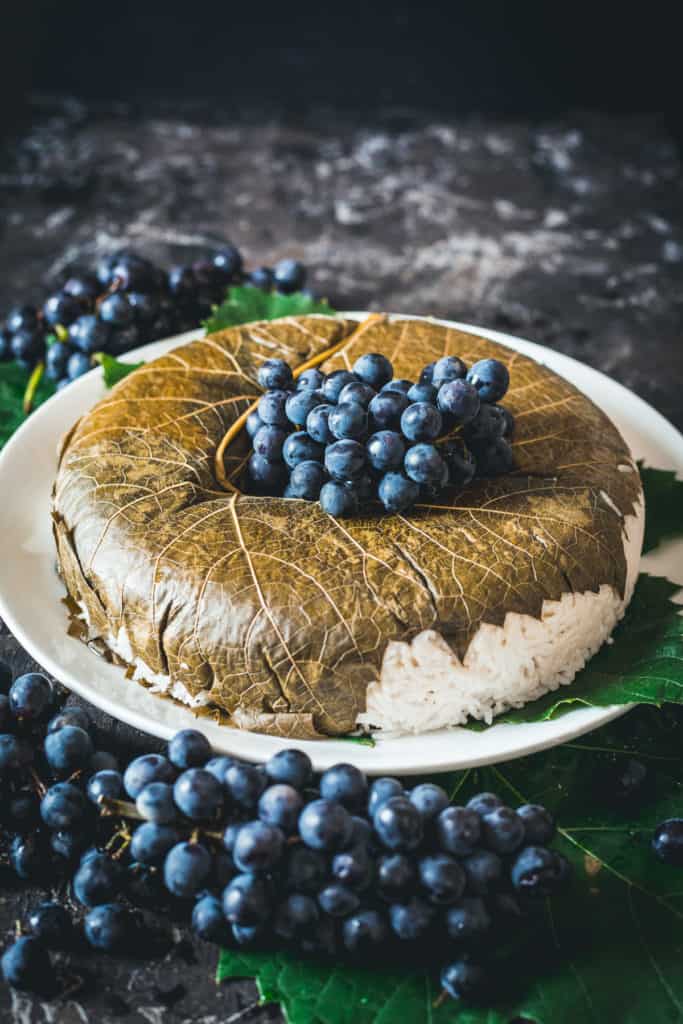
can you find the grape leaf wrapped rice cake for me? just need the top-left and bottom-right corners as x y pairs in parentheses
(52, 316), (644, 739)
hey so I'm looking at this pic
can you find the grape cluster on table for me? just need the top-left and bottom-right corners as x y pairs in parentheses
(245, 350), (515, 515)
(0, 248), (307, 389)
(1, 661), (575, 1006)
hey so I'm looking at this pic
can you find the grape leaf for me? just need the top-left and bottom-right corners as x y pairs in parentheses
(639, 464), (683, 554)
(94, 352), (145, 388)
(0, 361), (55, 450)
(203, 285), (335, 334)
(218, 703), (683, 1023)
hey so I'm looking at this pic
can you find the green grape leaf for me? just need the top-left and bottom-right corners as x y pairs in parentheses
(218, 703), (683, 1023)
(0, 361), (55, 449)
(204, 285), (336, 334)
(94, 352), (146, 388)
(639, 464), (683, 553)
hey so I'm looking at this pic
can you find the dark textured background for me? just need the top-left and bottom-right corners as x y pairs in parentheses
(1, 5), (682, 1020)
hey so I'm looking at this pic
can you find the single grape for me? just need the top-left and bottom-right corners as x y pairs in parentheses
(318, 883), (360, 917)
(463, 403), (507, 446)
(213, 244), (243, 281)
(511, 846), (568, 897)
(298, 798), (354, 852)
(324, 439), (366, 481)
(233, 820), (285, 872)
(285, 389), (326, 428)
(63, 272), (99, 302)
(378, 471), (420, 513)
(258, 783), (304, 834)
(342, 909), (387, 954)
(128, 291), (159, 323)
(225, 763), (267, 809)
(204, 754), (234, 783)
(164, 841), (212, 898)
(192, 894), (231, 944)
(222, 872), (271, 925)
(87, 769), (123, 805)
(51, 828), (89, 862)
(467, 792), (503, 817)
(166, 728), (211, 770)
(322, 370), (357, 404)
(353, 352), (393, 390)
(481, 806), (525, 855)
(445, 897), (491, 942)
(437, 380), (481, 424)
(258, 389), (290, 427)
(320, 763), (368, 810)
(517, 804), (556, 845)
(432, 355), (467, 387)
(248, 453), (288, 495)
(9, 672), (53, 721)
(373, 796), (423, 852)
(389, 897), (434, 940)
(306, 403), (334, 444)
(462, 848), (503, 896)
(274, 893), (319, 940)
(466, 358), (510, 402)
(258, 358), (294, 391)
(265, 748), (313, 789)
(123, 753), (176, 799)
(0, 734), (34, 776)
(11, 327), (44, 367)
(173, 768), (223, 822)
(283, 844), (327, 894)
(298, 367), (326, 391)
(6, 304), (39, 334)
(73, 851), (122, 906)
(274, 259), (306, 294)
(28, 901), (74, 949)
(99, 292), (134, 328)
(377, 852), (415, 901)
(407, 381), (437, 404)
(130, 822), (181, 865)
(436, 806), (481, 857)
(44, 724), (93, 777)
(66, 352), (92, 380)
(328, 401), (368, 441)
(368, 391), (410, 431)
(249, 266), (275, 290)
(320, 481), (359, 517)
(1, 937), (53, 993)
(338, 381), (376, 408)
(331, 846), (373, 891)
(246, 410), (264, 439)
(84, 903), (137, 952)
(442, 440), (476, 489)
(40, 782), (88, 829)
(474, 437), (514, 477)
(652, 819), (683, 866)
(168, 265), (198, 299)
(136, 781), (177, 823)
(409, 783), (449, 822)
(110, 253), (157, 292)
(69, 314), (110, 354)
(10, 834), (46, 880)
(282, 431), (324, 468)
(400, 402), (442, 442)
(441, 956), (486, 1002)
(365, 431), (404, 473)
(286, 460), (326, 501)
(45, 341), (72, 380)
(349, 815), (373, 848)
(419, 853), (466, 905)
(368, 777), (404, 817)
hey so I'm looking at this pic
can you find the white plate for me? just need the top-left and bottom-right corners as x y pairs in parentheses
(1, 317), (682, 776)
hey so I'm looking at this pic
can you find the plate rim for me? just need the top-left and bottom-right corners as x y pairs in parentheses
(0, 313), (681, 775)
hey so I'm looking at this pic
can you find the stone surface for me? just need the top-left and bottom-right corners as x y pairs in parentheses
(0, 96), (681, 1021)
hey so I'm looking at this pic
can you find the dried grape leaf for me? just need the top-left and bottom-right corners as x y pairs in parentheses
(53, 316), (642, 737)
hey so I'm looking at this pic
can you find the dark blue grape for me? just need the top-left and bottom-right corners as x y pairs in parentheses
(441, 956), (486, 1001)
(462, 849), (503, 896)
(258, 389), (290, 427)
(436, 806), (481, 857)
(168, 265), (198, 298)
(306, 403), (334, 444)
(248, 453), (288, 495)
(338, 381), (376, 408)
(168, 728), (211, 769)
(63, 272), (99, 302)
(286, 460), (326, 500)
(441, 441), (476, 489)
(368, 777), (404, 817)
(51, 828), (89, 861)
(107, 324), (142, 359)
(173, 768), (223, 822)
(322, 370), (357, 404)
(9, 672), (52, 721)
(87, 769), (123, 805)
(136, 781), (177, 823)
(432, 355), (467, 387)
(318, 883), (360, 917)
(474, 438), (514, 477)
(389, 897), (434, 940)
(274, 259), (306, 293)
(437, 380), (480, 424)
(43, 293), (81, 327)
(463, 403), (507, 446)
(401, 402), (442, 442)
(324, 439), (366, 481)
(378, 471), (420, 513)
(130, 822), (181, 866)
(232, 923), (265, 946)
(342, 909), (387, 954)
(353, 352), (393, 390)
(283, 845), (327, 894)
(127, 291), (159, 323)
(192, 894), (231, 944)
(409, 783), (449, 822)
(249, 266), (274, 290)
(652, 819), (683, 865)
(10, 833), (46, 880)
(123, 753), (176, 799)
(377, 853), (416, 901)
(266, 748), (313, 789)
(44, 724), (93, 777)
(258, 358), (293, 391)
(6, 304), (38, 334)
(331, 846), (373, 891)
(282, 431), (324, 468)
(466, 792), (503, 817)
(373, 796), (423, 852)
(297, 368), (326, 391)
(319, 481), (359, 517)
(511, 846), (568, 897)
(28, 901), (74, 949)
(285, 389), (325, 428)
(0, 734), (34, 776)
(1, 937), (53, 993)
(225, 762), (267, 809)
(213, 245), (243, 280)
(349, 815), (373, 848)
(258, 783), (304, 834)
(404, 443), (447, 486)
(164, 841), (212, 898)
(368, 391), (410, 431)
(382, 378), (413, 396)
(299, 798), (353, 852)
(223, 872), (271, 925)
(110, 253), (156, 292)
(11, 328), (43, 368)
(320, 763), (368, 810)
(419, 853), (466, 905)
(481, 806), (525, 854)
(407, 381), (437, 403)
(40, 782), (87, 829)
(69, 314), (110, 354)
(84, 903), (137, 952)
(90, 750), (119, 773)
(445, 897), (491, 942)
(7, 789), (39, 829)
(328, 402), (368, 441)
(246, 410), (264, 439)
(204, 755), (234, 783)
(66, 352), (91, 380)
(366, 430), (405, 472)
(467, 358), (510, 402)
(73, 852), (122, 906)
(99, 292), (134, 328)
(45, 341), (72, 380)
(253, 424), (288, 462)
(274, 893), (319, 940)
(233, 820), (285, 872)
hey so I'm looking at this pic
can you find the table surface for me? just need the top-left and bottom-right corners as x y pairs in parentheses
(0, 96), (681, 1024)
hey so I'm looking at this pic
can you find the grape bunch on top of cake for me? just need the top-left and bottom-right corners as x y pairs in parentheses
(52, 314), (644, 739)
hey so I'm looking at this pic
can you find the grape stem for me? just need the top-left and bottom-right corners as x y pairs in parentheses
(97, 796), (224, 841)
(433, 989), (448, 1009)
(23, 360), (45, 414)
(213, 313), (386, 493)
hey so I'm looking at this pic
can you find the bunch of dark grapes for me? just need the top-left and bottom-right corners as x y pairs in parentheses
(245, 351), (514, 515)
(0, 250), (308, 391)
(1, 659), (571, 1006)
